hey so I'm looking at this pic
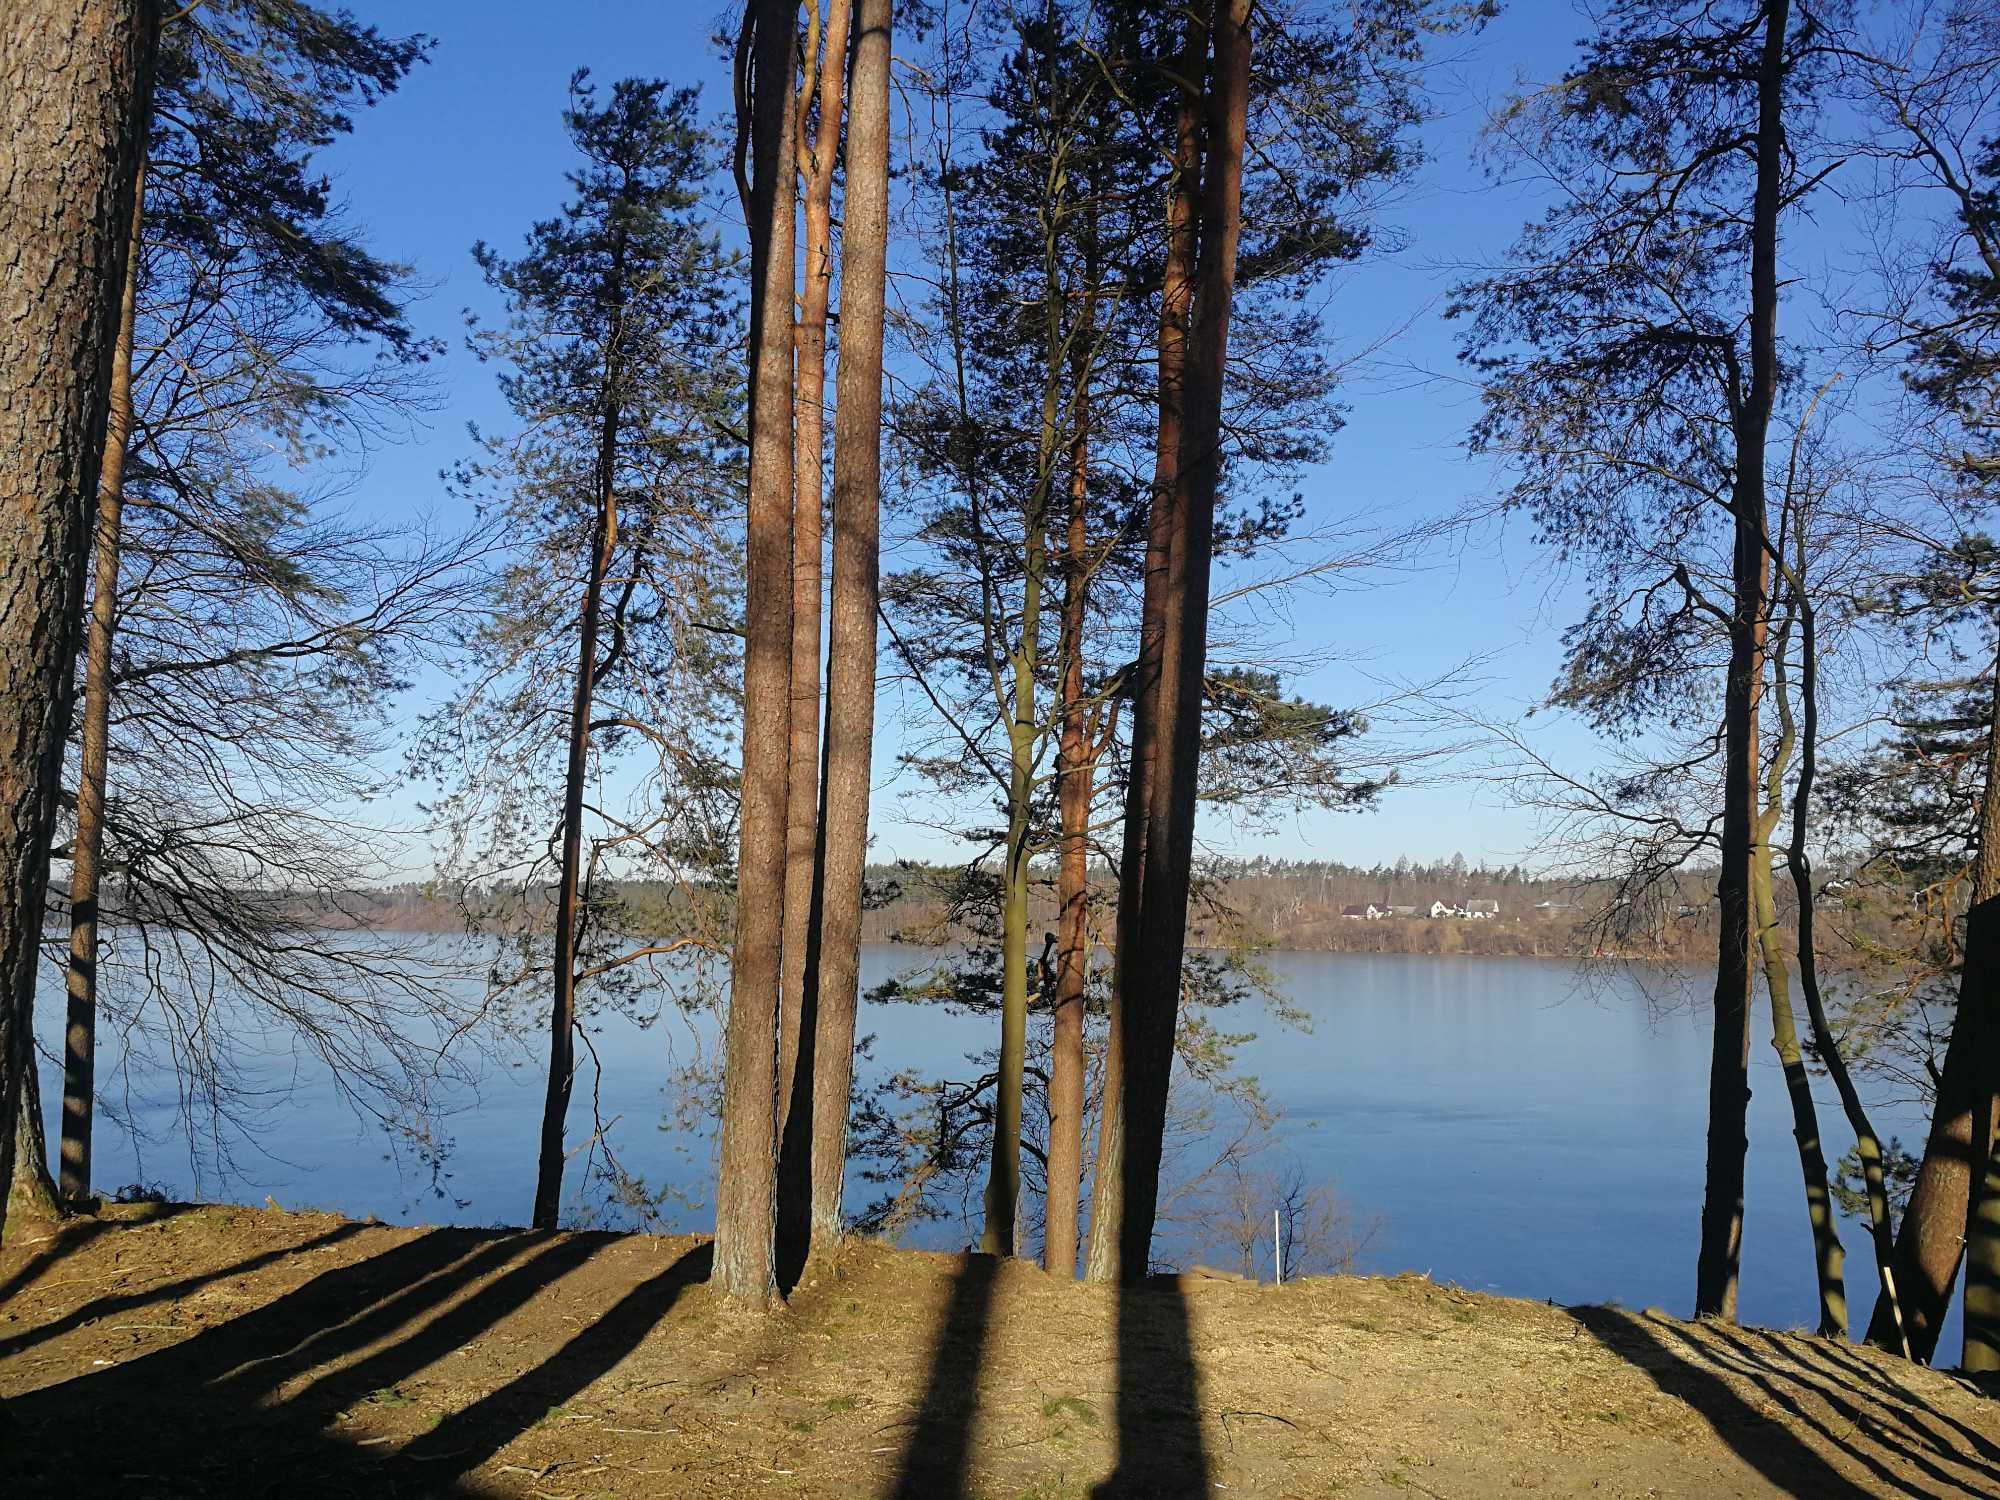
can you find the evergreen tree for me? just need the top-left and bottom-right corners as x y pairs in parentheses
(415, 74), (744, 1230)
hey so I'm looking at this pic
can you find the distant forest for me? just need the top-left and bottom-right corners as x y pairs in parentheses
(325, 857), (1699, 959)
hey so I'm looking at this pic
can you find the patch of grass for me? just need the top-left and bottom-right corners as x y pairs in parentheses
(1041, 1395), (1099, 1428)
(364, 1386), (414, 1409)
(788, 1418), (815, 1434)
(824, 1394), (859, 1414)
(1040, 1394), (1100, 1449)
(1448, 1304), (1479, 1325)
(1339, 1317), (1383, 1334)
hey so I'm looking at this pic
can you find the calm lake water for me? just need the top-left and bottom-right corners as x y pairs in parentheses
(32, 944), (1942, 1342)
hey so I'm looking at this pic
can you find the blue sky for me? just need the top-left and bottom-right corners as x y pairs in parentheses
(316, 0), (1616, 874)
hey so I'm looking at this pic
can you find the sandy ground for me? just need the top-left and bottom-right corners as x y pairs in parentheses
(2, 1202), (1997, 1498)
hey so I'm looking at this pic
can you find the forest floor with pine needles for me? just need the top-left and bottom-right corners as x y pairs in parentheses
(2, 1201), (1997, 1497)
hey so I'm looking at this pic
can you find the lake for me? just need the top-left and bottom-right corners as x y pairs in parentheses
(31, 944), (1942, 1343)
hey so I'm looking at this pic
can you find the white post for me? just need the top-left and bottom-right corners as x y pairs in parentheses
(1274, 1207), (1283, 1284)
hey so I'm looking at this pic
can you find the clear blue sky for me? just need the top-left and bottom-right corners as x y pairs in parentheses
(317, 0), (1614, 875)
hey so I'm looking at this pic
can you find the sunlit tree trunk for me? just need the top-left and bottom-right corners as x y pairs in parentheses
(1776, 572), (1908, 1354)
(62, 155), (147, 1209)
(0, 0), (155, 1253)
(715, 0), (799, 1305)
(1697, 0), (1788, 1325)
(1084, 15), (1204, 1286)
(1088, 0), (1252, 1286)
(1750, 687), (1844, 1337)
(804, 0), (892, 1254)
(9, 1054), (57, 1219)
(777, 0), (850, 1277)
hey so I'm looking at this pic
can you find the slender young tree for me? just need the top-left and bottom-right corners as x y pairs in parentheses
(804, 0), (894, 1254)
(1453, 0), (1824, 1323)
(715, 0), (800, 1304)
(436, 75), (742, 1231)
(56, 0), (427, 1208)
(57, 163), (145, 1208)
(1770, 503), (1910, 1351)
(0, 0), (156, 1249)
(1752, 590), (1844, 1337)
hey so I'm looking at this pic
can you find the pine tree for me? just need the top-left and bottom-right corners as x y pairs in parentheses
(417, 74), (744, 1231)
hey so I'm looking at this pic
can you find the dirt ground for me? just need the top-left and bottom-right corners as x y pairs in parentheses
(2, 1203), (1997, 1498)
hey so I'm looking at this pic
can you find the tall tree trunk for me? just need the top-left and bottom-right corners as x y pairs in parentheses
(1870, 636), (2000, 1361)
(0, 0), (156, 1253)
(1084, 14), (1205, 1287)
(715, 0), (799, 1305)
(804, 0), (891, 1254)
(777, 0), (851, 1278)
(1751, 702), (1844, 1337)
(61, 155), (146, 1209)
(1696, 0), (1787, 1324)
(1044, 318), (1095, 1279)
(1090, 0), (1252, 1286)
(10, 1046), (58, 1220)
(1778, 573), (1909, 1354)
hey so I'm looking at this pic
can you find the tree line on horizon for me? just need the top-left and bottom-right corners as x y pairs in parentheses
(3, 0), (2000, 1380)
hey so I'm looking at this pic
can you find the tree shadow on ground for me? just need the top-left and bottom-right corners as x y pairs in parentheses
(0, 1225), (710, 1497)
(0, 1202), (190, 1303)
(883, 1250), (1210, 1498)
(1095, 1274), (1209, 1497)
(889, 1250), (1000, 1499)
(1573, 1304), (2000, 1499)
(0, 1220), (362, 1362)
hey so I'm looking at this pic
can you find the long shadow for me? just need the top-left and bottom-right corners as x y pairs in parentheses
(394, 1240), (712, 1481)
(0, 1203), (192, 1304)
(0, 1221), (363, 1360)
(1806, 1334), (2000, 1468)
(1687, 1324), (1931, 1497)
(1572, 1306), (1874, 1499)
(274, 1229), (610, 1416)
(1, 1227), (555, 1495)
(1094, 1276), (1208, 1498)
(889, 1251), (1001, 1500)
(1717, 1325), (1999, 1496)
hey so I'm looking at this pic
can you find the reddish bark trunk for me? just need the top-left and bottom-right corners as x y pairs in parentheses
(715, 0), (799, 1305)
(1089, 0), (1252, 1286)
(804, 0), (892, 1254)
(1083, 14), (1205, 1286)
(777, 0), (851, 1278)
